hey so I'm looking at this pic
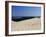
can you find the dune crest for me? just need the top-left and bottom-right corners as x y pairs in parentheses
(11, 18), (41, 31)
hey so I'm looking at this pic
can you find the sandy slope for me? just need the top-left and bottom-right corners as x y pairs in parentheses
(11, 18), (41, 31)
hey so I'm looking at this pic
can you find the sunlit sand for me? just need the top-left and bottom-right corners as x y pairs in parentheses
(11, 18), (41, 31)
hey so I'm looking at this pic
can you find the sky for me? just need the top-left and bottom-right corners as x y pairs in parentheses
(12, 6), (41, 17)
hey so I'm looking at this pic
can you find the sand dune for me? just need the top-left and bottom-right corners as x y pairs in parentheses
(11, 18), (41, 31)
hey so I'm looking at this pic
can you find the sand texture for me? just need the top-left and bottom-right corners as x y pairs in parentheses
(11, 18), (41, 31)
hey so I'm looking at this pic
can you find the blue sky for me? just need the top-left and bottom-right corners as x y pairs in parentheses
(12, 6), (41, 17)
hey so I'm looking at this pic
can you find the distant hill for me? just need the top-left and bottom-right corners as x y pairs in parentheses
(12, 16), (40, 22)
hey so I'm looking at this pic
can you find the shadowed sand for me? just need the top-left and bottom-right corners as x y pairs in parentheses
(11, 18), (41, 31)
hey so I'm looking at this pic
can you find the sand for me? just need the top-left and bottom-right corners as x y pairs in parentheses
(11, 18), (41, 31)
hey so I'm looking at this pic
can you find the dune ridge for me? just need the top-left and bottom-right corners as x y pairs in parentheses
(11, 18), (41, 31)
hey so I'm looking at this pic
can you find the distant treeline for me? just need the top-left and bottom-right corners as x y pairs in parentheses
(12, 16), (40, 22)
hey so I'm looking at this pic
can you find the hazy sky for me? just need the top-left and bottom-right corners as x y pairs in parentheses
(12, 6), (41, 17)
